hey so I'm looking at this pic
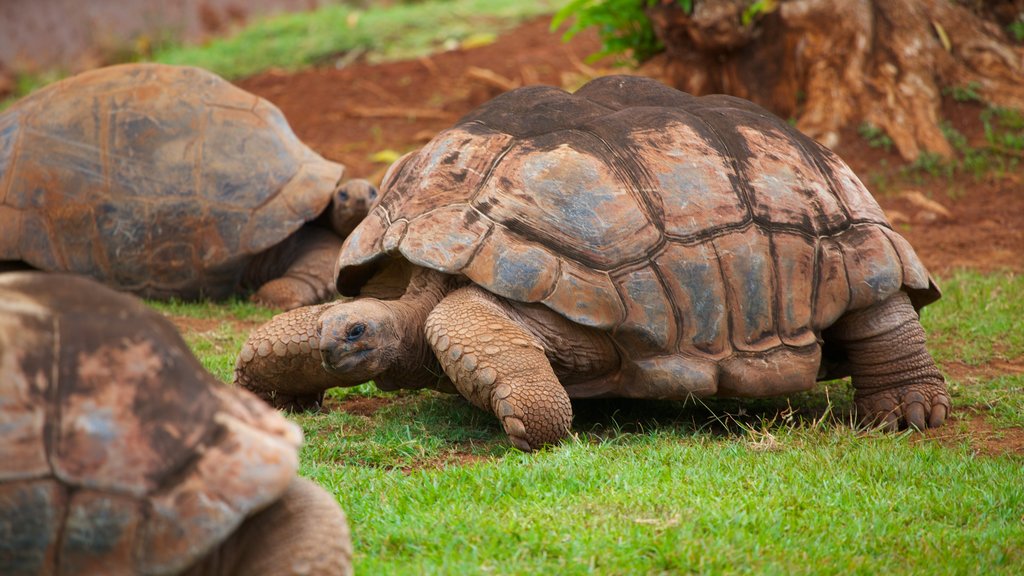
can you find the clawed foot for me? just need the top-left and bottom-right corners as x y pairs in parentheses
(855, 384), (951, 431)
(491, 380), (572, 452)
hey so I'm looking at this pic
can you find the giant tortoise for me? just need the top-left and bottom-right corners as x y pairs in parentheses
(0, 272), (352, 575)
(0, 63), (375, 309)
(234, 75), (950, 451)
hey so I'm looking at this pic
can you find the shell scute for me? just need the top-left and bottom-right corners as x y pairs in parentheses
(612, 266), (677, 356)
(839, 225), (905, 311)
(712, 226), (781, 352)
(0, 480), (64, 573)
(631, 114), (749, 238)
(381, 127), (512, 220)
(61, 491), (141, 574)
(0, 272), (303, 575)
(733, 122), (847, 234)
(401, 205), (490, 272)
(541, 260), (624, 329)
(473, 132), (659, 270)
(654, 241), (730, 357)
(771, 232), (818, 347)
(463, 227), (560, 303)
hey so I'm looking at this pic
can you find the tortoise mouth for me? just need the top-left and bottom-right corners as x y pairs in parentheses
(321, 346), (375, 376)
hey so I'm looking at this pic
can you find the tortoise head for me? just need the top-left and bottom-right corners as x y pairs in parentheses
(327, 179), (378, 238)
(317, 297), (398, 383)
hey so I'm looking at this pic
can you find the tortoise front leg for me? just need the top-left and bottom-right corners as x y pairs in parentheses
(828, 291), (950, 430)
(235, 303), (340, 411)
(425, 286), (572, 451)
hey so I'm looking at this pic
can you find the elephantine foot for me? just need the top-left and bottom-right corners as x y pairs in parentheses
(855, 382), (951, 432)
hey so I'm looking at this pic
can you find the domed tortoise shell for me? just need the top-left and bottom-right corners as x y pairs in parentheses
(0, 272), (301, 574)
(0, 63), (343, 299)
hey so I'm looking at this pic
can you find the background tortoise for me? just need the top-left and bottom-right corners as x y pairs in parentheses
(0, 272), (352, 575)
(235, 75), (950, 451)
(0, 63), (375, 309)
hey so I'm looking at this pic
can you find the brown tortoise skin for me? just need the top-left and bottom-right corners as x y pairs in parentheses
(335, 75), (940, 401)
(0, 63), (343, 300)
(0, 272), (301, 575)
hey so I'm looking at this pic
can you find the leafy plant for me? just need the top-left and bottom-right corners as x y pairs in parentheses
(982, 106), (1024, 151)
(741, 0), (778, 27)
(857, 122), (893, 152)
(552, 0), (679, 65)
(1008, 20), (1024, 42)
(943, 81), (983, 103)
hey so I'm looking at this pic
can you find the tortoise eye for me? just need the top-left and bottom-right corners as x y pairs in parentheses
(346, 323), (366, 341)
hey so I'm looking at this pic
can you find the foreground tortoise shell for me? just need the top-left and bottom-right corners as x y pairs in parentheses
(337, 74), (939, 399)
(0, 272), (351, 575)
(0, 63), (347, 301)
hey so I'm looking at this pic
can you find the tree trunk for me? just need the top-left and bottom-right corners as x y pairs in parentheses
(644, 0), (1024, 160)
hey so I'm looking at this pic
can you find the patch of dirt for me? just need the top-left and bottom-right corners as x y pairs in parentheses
(327, 395), (393, 417)
(238, 17), (606, 182)
(922, 409), (1024, 457)
(398, 450), (492, 474)
(943, 358), (1024, 382)
(166, 314), (264, 336)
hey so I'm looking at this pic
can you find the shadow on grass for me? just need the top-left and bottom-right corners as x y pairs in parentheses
(304, 379), (863, 469)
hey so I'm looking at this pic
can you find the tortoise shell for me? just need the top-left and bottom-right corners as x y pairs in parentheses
(0, 272), (301, 575)
(336, 75), (939, 398)
(0, 63), (343, 300)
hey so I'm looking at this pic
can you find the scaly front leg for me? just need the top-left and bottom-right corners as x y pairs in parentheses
(425, 286), (572, 451)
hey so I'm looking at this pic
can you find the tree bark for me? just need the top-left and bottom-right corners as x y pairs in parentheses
(644, 0), (1024, 160)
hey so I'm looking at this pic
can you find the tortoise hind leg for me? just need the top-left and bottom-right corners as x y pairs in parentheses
(827, 291), (950, 430)
(425, 286), (572, 452)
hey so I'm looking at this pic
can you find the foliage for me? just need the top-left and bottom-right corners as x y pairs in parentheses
(858, 122), (894, 152)
(902, 106), (1023, 182)
(1008, 20), (1024, 42)
(740, 0), (779, 27)
(552, 0), (674, 65)
(943, 81), (984, 103)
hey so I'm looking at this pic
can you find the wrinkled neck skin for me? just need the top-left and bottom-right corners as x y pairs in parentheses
(374, 267), (461, 392)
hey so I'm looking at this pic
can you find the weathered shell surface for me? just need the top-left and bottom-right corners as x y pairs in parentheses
(0, 272), (302, 575)
(0, 63), (343, 299)
(336, 75), (938, 399)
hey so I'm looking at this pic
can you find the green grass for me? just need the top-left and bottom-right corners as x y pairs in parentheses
(951, 374), (1024, 429)
(919, 271), (1024, 365)
(310, 430), (1023, 574)
(155, 267), (1024, 573)
(147, 297), (275, 381)
(154, 0), (565, 78)
(1, 0), (564, 110)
